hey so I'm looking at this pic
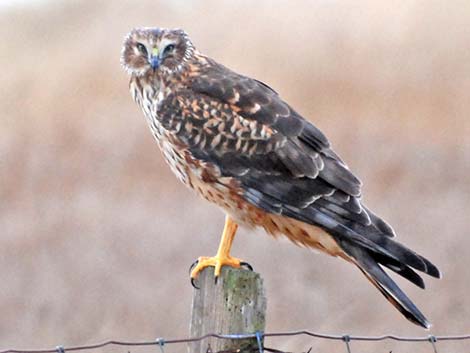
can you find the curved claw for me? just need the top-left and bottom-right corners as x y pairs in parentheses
(189, 259), (199, 275)
(189, 259), (201, 289)
(190, 277), (200, 290)
(240, 261), (254, 271)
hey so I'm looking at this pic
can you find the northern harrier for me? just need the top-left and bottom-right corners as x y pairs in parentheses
(121, 28), (440, 328)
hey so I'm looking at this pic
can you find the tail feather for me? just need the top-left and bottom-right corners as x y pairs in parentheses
(342, 242), (431, 329)
(282, 204), (440, 327)
(372, 252), (425, 289)
(310, 205), (441, 278)
(352, 226), (441, 279)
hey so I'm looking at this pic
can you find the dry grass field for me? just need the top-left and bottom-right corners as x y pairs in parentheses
(1, 1), (469, 352)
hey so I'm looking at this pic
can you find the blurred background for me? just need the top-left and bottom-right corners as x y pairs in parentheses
(1, 1), (469, 352)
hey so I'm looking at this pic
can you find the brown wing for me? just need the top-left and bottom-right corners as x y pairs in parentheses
(157, 61), (440, 327)
(189, 62), (364, 197)
(185, 62), (404, 236)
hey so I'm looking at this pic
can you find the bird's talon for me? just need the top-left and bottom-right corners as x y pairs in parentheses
(214, 276), (219, 285)
(240, 261), (254, 271)
(189, 259), (199, 275)
(191, 277), (200, 290)
(189, 255), (245, 285)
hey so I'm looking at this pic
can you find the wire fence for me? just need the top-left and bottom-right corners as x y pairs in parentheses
(1, 330), (469, 353)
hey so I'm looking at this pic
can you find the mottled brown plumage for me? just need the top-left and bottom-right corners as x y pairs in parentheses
(121, 27), (440, 328)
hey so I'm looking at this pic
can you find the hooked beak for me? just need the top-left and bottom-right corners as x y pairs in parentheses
(149, 55), (160, 70)
(149, 47), (160, 70)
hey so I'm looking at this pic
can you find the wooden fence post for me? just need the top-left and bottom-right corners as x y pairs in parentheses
(189, 266), (267, 353)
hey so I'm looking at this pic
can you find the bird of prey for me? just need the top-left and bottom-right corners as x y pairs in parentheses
(121, 27), (440, 328)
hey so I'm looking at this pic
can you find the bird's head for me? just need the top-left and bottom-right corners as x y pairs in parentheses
(121, 27), (195, 77)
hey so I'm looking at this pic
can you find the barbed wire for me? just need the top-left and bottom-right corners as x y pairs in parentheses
(1, 330), (470, 353)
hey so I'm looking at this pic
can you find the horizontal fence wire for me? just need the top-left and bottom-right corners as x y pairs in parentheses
(1, 331), (470, 353)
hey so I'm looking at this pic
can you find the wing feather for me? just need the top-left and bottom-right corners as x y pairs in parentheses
(156, 60), (440, 327)
(189, 62), (361, 195)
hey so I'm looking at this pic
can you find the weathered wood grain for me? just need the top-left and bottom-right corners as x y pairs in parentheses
(189, 267), (266, 353)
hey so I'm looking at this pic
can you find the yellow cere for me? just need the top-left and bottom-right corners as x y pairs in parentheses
(152, 47), (159, 56)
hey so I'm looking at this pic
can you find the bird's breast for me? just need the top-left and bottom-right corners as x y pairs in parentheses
(130, 78), (191, 186)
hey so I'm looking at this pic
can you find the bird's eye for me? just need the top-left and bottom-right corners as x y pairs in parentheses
(163, 44), (175, 56)
(136, 43), (147, 55)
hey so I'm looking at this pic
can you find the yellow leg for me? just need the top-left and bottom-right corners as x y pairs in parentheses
(190, 214), (244, 279)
